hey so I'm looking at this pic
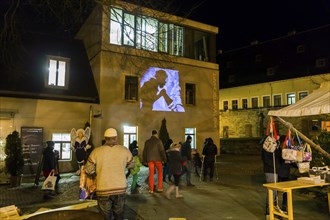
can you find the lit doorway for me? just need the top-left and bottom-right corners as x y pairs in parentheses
(123, 126), (138, 148)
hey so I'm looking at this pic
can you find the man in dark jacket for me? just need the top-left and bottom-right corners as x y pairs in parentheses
(180, 135), (195, 186)
(202, 138), (218, 181)
(142, 130), (167, 193)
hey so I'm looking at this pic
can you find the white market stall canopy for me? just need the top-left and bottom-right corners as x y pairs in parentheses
(268, 81), (330, 117)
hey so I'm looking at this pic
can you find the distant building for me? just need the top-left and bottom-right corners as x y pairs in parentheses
(218, 25), (330, 139)
(0, 1), (219, 174)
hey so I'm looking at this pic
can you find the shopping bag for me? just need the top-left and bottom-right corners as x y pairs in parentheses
(297, 162), (310, 173)
(302, 144), (312, 162)
(263, 117), (278, 153)
(263, 136), (277, 153)
(42, 171), (57, 191)
(282, 148), (303, 162)
(282, 129), (303, 162)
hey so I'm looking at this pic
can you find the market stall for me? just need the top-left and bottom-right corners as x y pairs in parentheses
(264, 81), (330, 219)
(268, 80), (330, 159)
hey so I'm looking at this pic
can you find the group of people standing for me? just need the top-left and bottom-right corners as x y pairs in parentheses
(141, 131), (196, 199)
(141, 131), (219, 199)
(42, 127), (219, 220)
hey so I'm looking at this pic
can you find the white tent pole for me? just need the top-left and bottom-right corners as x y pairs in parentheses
(275, 116), (330, 159)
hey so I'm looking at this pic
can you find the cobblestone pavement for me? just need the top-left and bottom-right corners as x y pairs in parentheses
(1, 154), (329, 220)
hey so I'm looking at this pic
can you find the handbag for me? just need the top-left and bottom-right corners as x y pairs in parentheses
(297, 162), (310, 173)
(282, 130), (303, 162)
(302, 143), (312, 162)
(42, 171), (57, 191)
(263, 136), (277, 153)
(263, 116), (278, 153)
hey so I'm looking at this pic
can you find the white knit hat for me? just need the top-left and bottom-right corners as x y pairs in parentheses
(104, 128), (117, 137)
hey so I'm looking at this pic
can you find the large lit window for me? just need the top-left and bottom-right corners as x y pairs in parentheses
(47, 56), (69, 88)
(287, 93), (296, 105)
(158, 22), (168, 53)
(123, 126), (137, 148)
(52, 133), (71, 160)
(109, 7), (184, 56)
(169, 24), (184, 56)
(136, 16), (158, 51)
(123, 13), (135, 46)
(110, 8), (123, 45)
(185, 83), (196, 105)
(125, 76), (138, 101)
(185, 128), (196, 149)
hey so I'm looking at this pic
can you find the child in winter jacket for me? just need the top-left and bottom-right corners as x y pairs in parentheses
(130, 148), (142, 194)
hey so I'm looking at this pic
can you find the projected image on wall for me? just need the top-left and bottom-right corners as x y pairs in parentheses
(140, 67), (185, 112)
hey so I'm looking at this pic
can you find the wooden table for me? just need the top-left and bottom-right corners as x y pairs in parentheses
(263, 180), (330, 220)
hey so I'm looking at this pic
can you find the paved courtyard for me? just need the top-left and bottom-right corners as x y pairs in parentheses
(1, 154), (329, 219)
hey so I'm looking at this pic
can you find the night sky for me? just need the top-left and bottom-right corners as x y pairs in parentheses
(185, 0), (330, 51)
(0, 0), (329, 52)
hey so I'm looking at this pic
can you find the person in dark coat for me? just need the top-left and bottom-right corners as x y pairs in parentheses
(261, 136), (281, 216)
(129, 140), (138, 153)
(163, 139), (173, 182)
(180, 135), (195, 186)
(42, 141), (60, 198)
(165, 143), (184, 199)
(202, 138), (218, 181)
(192, 149), (202, 177)
(142, 130), (167, 193)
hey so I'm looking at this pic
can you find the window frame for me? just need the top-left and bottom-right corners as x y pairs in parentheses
(185, 83), (196, 105)
(262, 95), (270, 108)
(273, 94), (282, 107)
(125, 76), (138, 101)
(296, 45), (305, 53)
(52, 132), (72, 161)
(242, 98), (248, 109)
(45, 56), (70, 89)
(315, 58), (326, 68)
(185, 128), (196, 149)
(231, 99), (238, 110)
(123, 125), (138, 148)
(298, 91), (308, 100)
(223, 100), (229, 111)
(287, 93), (296, 105)
(251, 97), (259, 108)
(109, 7), (185, 57)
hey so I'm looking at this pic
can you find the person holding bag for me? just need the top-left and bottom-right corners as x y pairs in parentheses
(42, 141), (59, 199)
